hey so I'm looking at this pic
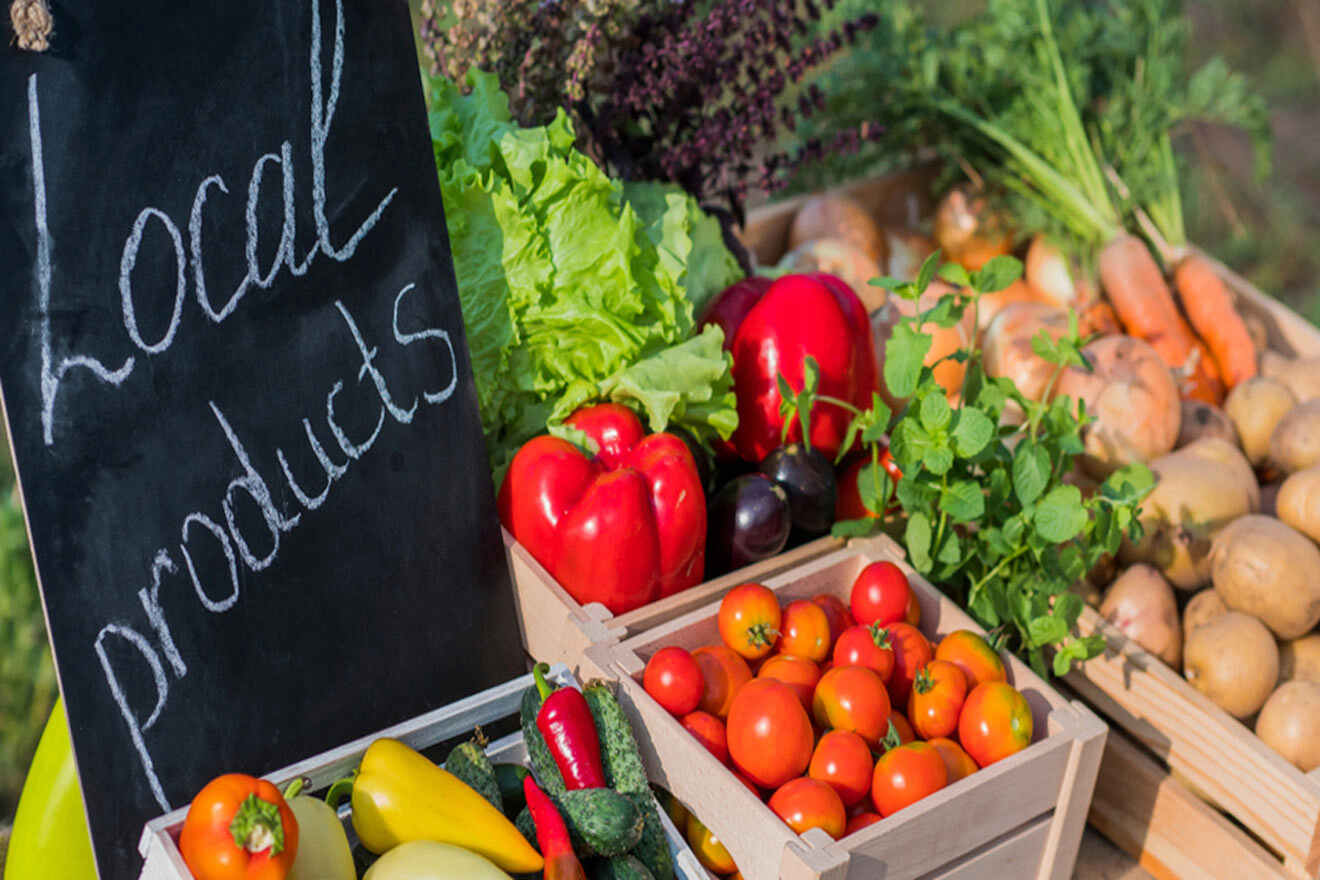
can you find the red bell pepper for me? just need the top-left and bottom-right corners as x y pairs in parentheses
(498, 404), (706, 614)
(533, 664), (607, 791)
(703, 273), (877, 463)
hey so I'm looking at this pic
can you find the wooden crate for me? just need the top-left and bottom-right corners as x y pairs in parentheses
(583, 534), (1108, 880)
(137, 665), (707, 880)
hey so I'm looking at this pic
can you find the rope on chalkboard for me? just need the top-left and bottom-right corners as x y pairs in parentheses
(10, 0), (53, 51)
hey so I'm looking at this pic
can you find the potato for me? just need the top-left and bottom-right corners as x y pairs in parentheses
(1270, 399), (1320, 475)
(884, 228), (936, 283)
(1261, 352), (1320, 403)
(1184, 611), (1279, 718)
(1053, 335), (1181, 478)
(1183, 589), (1228, 634)
(1224, 377), (1296, 467)
(779, 238), (886, 311)
(1276, 465), (1320, 543)
(1255, 681), (1320, 772)
(872, 280), (973, 403)
(1279, 634), (1320, 684)
(1176, 400), (1238, 449)
(1211, 515), (1320, 639)
(1100, 565), (1182, 667)
(983, 303), (1070, 402)
(1119, 438), (1259, 589)
(1024, 234), (1080, 309)
(789, 194), (886, 265)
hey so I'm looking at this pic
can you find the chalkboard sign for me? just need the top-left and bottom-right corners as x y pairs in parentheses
(0, 2), (526, 877)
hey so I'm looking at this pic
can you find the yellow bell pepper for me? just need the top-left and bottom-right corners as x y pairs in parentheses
(350, 738), (544, 874)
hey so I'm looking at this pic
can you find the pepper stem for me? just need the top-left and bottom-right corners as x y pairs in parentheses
(325, 772), (356, 809)
(281, 777), (306, 801)
(534, 662), (555, 701)
(229, 793), (286, 856)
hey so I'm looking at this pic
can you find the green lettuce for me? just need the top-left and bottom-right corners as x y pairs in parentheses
(426, 71), (741, 475)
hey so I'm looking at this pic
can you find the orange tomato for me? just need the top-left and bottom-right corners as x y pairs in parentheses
(959, 682), (1033, 767)
(870, 742), (947, 817)
(685, 812), (737, 875)
(778, 599), (832, 662)
(718, 583), (782, 661)
(908, 660), (968, 740)
(731, 765), (764, 796)
(727, 679), (814, 789)
(681, 710), (730, 765)
(934, 629), (1007, 690)
(811, 593), (855, 645)
(692, 644), (753, 718)
(756, 654), (821, 711)
(179, 774), (299, 880)
(811, 666), (892, 748)
(883, 623), (932, 711)
(808, 730), (874, 807)
(927, 737), (978, 784)
(904, 591), (921, 627)
(832, 623), (895, 683)
(769, 777), (847, 840)
(844, 811), (883, 836)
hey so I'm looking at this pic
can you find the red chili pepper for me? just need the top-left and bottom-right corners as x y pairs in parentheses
(534, 664), (607, 791)
(522, 776), (587, 880)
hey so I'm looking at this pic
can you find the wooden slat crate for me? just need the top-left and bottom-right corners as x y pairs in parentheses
(583, 534), (1107, 880)
(137, 665), (707, 880)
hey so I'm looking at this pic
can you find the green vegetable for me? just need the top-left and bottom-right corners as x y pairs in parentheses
(621, 795), (672, 880)
(592, 854), (657, 880)
(514, 789), (644, 858)
(521, 683), (566, 797)
(493, 763), (530, 817)
(443, 735), (501, 813)
(426, 70), (740, 476)
(514, 805), (537, 849)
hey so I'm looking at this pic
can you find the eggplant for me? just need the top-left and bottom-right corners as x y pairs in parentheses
(706, 474), (791, 577)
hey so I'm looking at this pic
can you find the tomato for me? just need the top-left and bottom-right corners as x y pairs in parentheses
(718, 583), (782, 661)
(835, 450), (902, 520)
(660, 789), (690, 830)
(756, 654), (821, 711)
(769, 777), (847, 840)
(886, 709), (915, 748)
(904, 591), (921, 627)
(935, 629), (1007, 690)
(849, 561), (911, 627)
(685, 813), (737, 875)
(681, 711), (730, 765)
(832, 623), (895, 683)
(808, 730), (874, 807)
(844, 812), (883, 836)
(811, 666), (892, 748)
(778, 599), (832, 662)
(908, 660), (968, 740)
(870, 742), (947, 817)
(731, 765), (763, 796)
(811, 594), (854, 645)
(727, 679), (814, 789)
(692, 645), (753, 718)
(883, 623), (932, 711)
(643, 646), (705, 716)
(959, 682), (1034, 767)
(927, 737), (978, 784)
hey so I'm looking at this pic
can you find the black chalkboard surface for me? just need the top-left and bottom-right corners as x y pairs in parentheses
(0, 2), (526, 877)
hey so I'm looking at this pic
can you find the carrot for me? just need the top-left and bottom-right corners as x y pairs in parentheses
(1098, 234), (1224, 404)
(1077, 300), (1120, 338)
(1173, 254), (1257, 390)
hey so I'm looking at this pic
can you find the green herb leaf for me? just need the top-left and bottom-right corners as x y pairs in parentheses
(915, 250), (942, 294)
(941, 480), (986, 523)
(971, 255), (1023, 294)
(1033, 485), (1087, 543)
(1012, 441), (1050, 506)
(906, 511), (934, 573)
(938, 262), (972, 288)
(1027, 615), (1068, 648)
(858, 459), (892, 515)
(884, 323), (933, 400)
(870, 276), (911, 294)
(919, 393), (952, 432)
(951, 407), (995, 457)
(832, 518), (882, 539)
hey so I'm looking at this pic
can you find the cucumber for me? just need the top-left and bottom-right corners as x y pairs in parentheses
(443, 738), (501, 812)
(625, 793), (674, 880)
(514, 788), (643, 859)
(592, 854), (656, 880)
(514, 805), (538, 849)
(493, 762), (530, 816)
(521, 683), (566, 796)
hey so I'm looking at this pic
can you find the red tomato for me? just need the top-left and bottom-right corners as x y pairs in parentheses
(731, 765), (763, 796)
(808, 730), (874, 807)
(850, 561), (911, 627)
(832, 624), (895, 683)
(692, 645), (753, 719)
(927, 737), (978, 784)
(904, 591), (921, 627)
(685, 813), (737, 875)
(769, 778), (847, 840)
(886, 709), (915, 748)
(870, 742), (948, 817)
(959, 682), (1034, 767)
(682, 711), (729, 765)
(718, 583), (782, 661)
(908, 660), (968, 740)
(812, 666), (892, 748)
(811, 593), (855, 645)
(935, 629), (1007, 690)
(844, 812), (883, 836)
(757, 654), (821, 711)
(778, 599), (832, 662)
(727, 679), (814, 789)
(883, 623), (932, 711)
(643, 646), (705, 716)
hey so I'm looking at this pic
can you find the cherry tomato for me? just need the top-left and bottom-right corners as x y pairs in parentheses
(778, 599), (832, 662)
(909, 660), (968, 740)
(812, 666), (892, 748)
(692, 645), (753, 718)
(850, 561), (911, 627)
(643, 646), (705, 716)
(769, 777), (847, 840)
(660, 790), (690, 830)
(718, 583), (782, 661)
(727, 679), (814, 789)
(883, 623), (932, 711)
(682, 711), (729, 765)
(835, 450), (902, 520)
(870, 742), (947, 817)
(811, 594), (855, 645)
(808, 730), (874, 807)
(935, 629), (1007, 690)
(886, 709), (915, 748)
(959, 682), (1034, 767)
(756, 654), (821, 711)
(685, 812), (737, 875)
(844, 811), (884, 836)
(904, 591), (921, 627)
(832, 623), (895, 683)
(927, 737), (978, 784)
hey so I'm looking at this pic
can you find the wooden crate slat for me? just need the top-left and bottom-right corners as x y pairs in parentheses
(916, 813), (1055, 880)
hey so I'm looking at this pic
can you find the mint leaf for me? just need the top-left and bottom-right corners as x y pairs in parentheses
(941, 479), (986, 523)
(832, 518), (881, 538)
(915, 250), (942, 294)
(884, 323), (933, 400)
(951, 407), (994, 457)
(906, 511), (933, 572)
(1034, 485), (1087, 543)
(923, 444), (955, 476)
(858, 459), (892, 515)
(1012, 441), (1050, 506)
(938, 262), (971, 288)
(869, 276), (909, 294)
(919, 392), (952, 432)
(1028, 615), (1069, 648)
(972, 255), (1023, 294)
